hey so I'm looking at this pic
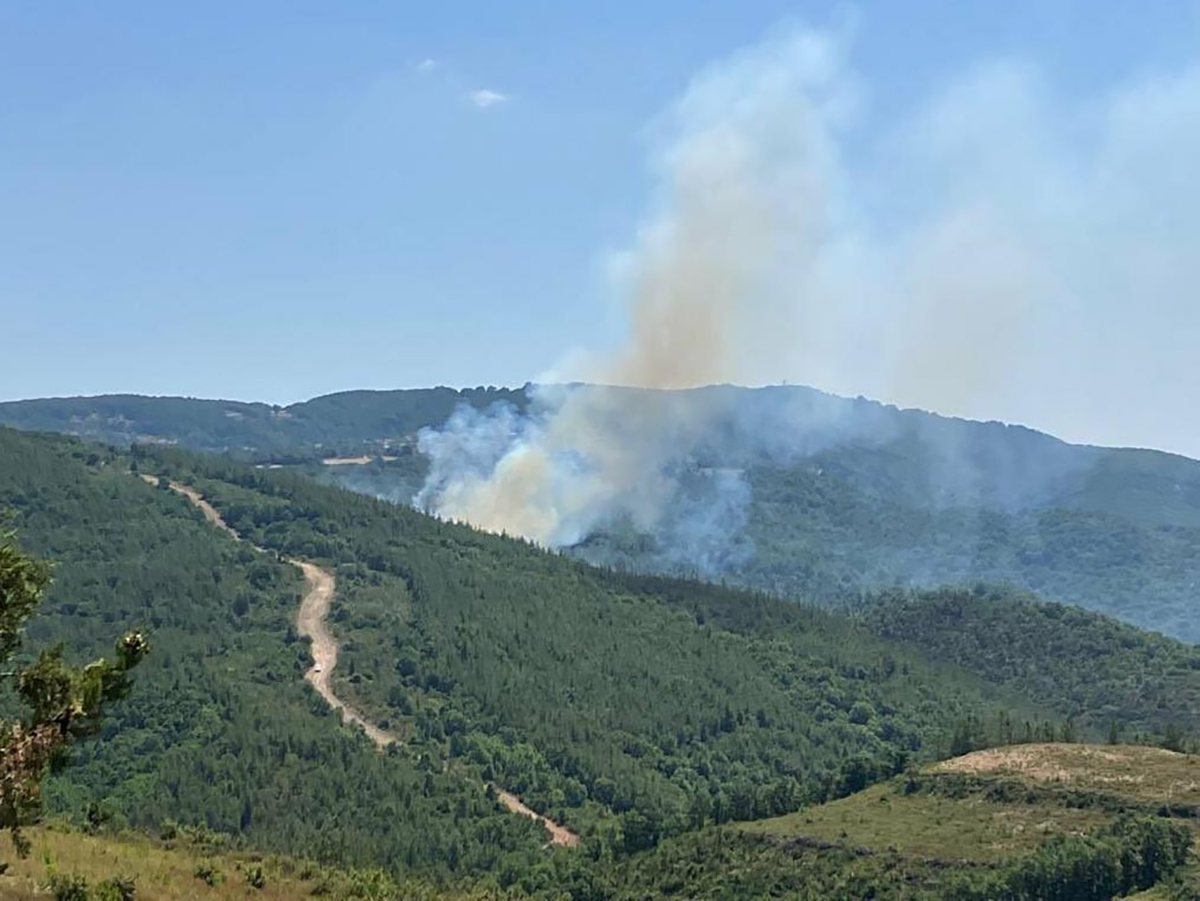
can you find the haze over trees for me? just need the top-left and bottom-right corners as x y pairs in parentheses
(5, 385), (1198, 640)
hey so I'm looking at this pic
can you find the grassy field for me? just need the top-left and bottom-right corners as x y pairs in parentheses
(0, 824), (489, 901)
(742, 782), (1110, 862)
(739, 743), (1200, 895)
(930, 742), (1200, 807)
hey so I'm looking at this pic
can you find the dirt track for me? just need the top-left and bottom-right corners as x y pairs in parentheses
(150, 475), (578, 846)
(494, 789), (580, 848)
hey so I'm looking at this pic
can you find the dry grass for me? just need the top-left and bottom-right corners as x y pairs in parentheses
(0, 826), (326, 899)
(742, 744), (1200, 866)
(741, 782), (1108, 862)
(932, 743), (1200, 806)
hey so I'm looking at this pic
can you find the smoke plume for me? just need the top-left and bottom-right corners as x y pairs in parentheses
(417, 21), (1200, 556)
(417, 28), (851, 549)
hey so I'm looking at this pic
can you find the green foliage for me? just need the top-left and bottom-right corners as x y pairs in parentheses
(944, 815), (1192, 901)
(243, 862), (266, 889)
(1, 513), (146, 859)
(144, 445), (1063, 854)
(0, 428), (548, 880)
(7, 385), (1200, 643)
(6, 427), (1199, 896)
(94, 875), (137, 901)
(43, 868), (92, 901)
(859, 586), (1200, 739)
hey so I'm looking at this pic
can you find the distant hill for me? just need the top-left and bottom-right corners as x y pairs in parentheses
(858, 586), (1200, 738)
(0, 386), (527, 456)
(4, 384), (1199, 641)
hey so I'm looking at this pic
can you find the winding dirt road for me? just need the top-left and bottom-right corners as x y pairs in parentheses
(149, 475), (578, 846)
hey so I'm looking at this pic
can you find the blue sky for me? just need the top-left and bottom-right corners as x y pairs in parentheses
(3, 2), (1199, 455)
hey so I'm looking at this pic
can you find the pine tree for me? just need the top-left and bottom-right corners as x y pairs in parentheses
(0, 528), (147, 858)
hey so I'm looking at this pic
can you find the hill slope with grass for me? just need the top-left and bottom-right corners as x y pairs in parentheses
(0, 823), (501, 901)
(615, 743), (1200, 899)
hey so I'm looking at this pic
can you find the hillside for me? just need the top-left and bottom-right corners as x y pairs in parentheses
(5, 384), (1200, 642)
(5, 428), (1200, 897)
(0, 428), (553, 882)
(0, 823), (493, 900)
(140, 443), (1059, 847)
(0, 387), (526, 457)
(614, 744), (1200, 899)
(858, 587), (1200, 739)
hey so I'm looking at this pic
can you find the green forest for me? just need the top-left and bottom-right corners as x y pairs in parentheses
(7, 385), (1198, 643)
(2, 425), (1198, 898)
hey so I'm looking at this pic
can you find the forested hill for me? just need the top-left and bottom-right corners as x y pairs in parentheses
(5, 385), (1200, 642)
(0, 386), (527, 456)
(857, 586), (1200, 741)
(4, 426), (1200, 895)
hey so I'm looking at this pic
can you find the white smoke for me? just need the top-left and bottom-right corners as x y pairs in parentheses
(417, 27), (854, 548)
(417, 21), (1200, 553)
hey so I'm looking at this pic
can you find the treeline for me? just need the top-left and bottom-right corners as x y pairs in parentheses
(945, 815), (1192, 901)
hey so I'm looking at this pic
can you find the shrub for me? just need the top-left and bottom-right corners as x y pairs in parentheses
(43, 870), (91, 901)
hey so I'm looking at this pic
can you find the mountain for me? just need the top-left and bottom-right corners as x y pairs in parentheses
(4, 426), (1200, 896)
(4, 384), (1199, 641)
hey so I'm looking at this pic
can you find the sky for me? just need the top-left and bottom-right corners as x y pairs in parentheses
(2, 1), (1199, 457)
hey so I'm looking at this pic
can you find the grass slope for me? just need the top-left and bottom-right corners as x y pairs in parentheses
(617, 743), (1199, 899)
(0, 824), (496, 900)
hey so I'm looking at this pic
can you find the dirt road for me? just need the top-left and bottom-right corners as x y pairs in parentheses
(292, 558), (394, 746)
(494, 789), (580, 848)
(151, 475), (578, 845)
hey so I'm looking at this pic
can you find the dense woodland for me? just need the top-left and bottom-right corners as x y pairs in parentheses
(144, 445), (1057, 847)
(2, 426), (1199, 897)
(7, 385), (1197, 642)
(0, 428), (554, 883)
(859, 586), (1200, 740)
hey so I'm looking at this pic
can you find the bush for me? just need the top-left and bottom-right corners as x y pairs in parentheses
(94, 876), (137, 901)
(193, 863), (220, 886)
(43, 870), (91, 901)
(245, 863), (267, 889)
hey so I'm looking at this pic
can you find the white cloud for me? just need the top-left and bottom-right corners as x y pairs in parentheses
(468, 88), (510, 109)
(415, 58), (438, 73)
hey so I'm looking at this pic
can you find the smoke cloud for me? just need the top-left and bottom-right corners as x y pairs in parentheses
(417, 21), (1200, 556)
